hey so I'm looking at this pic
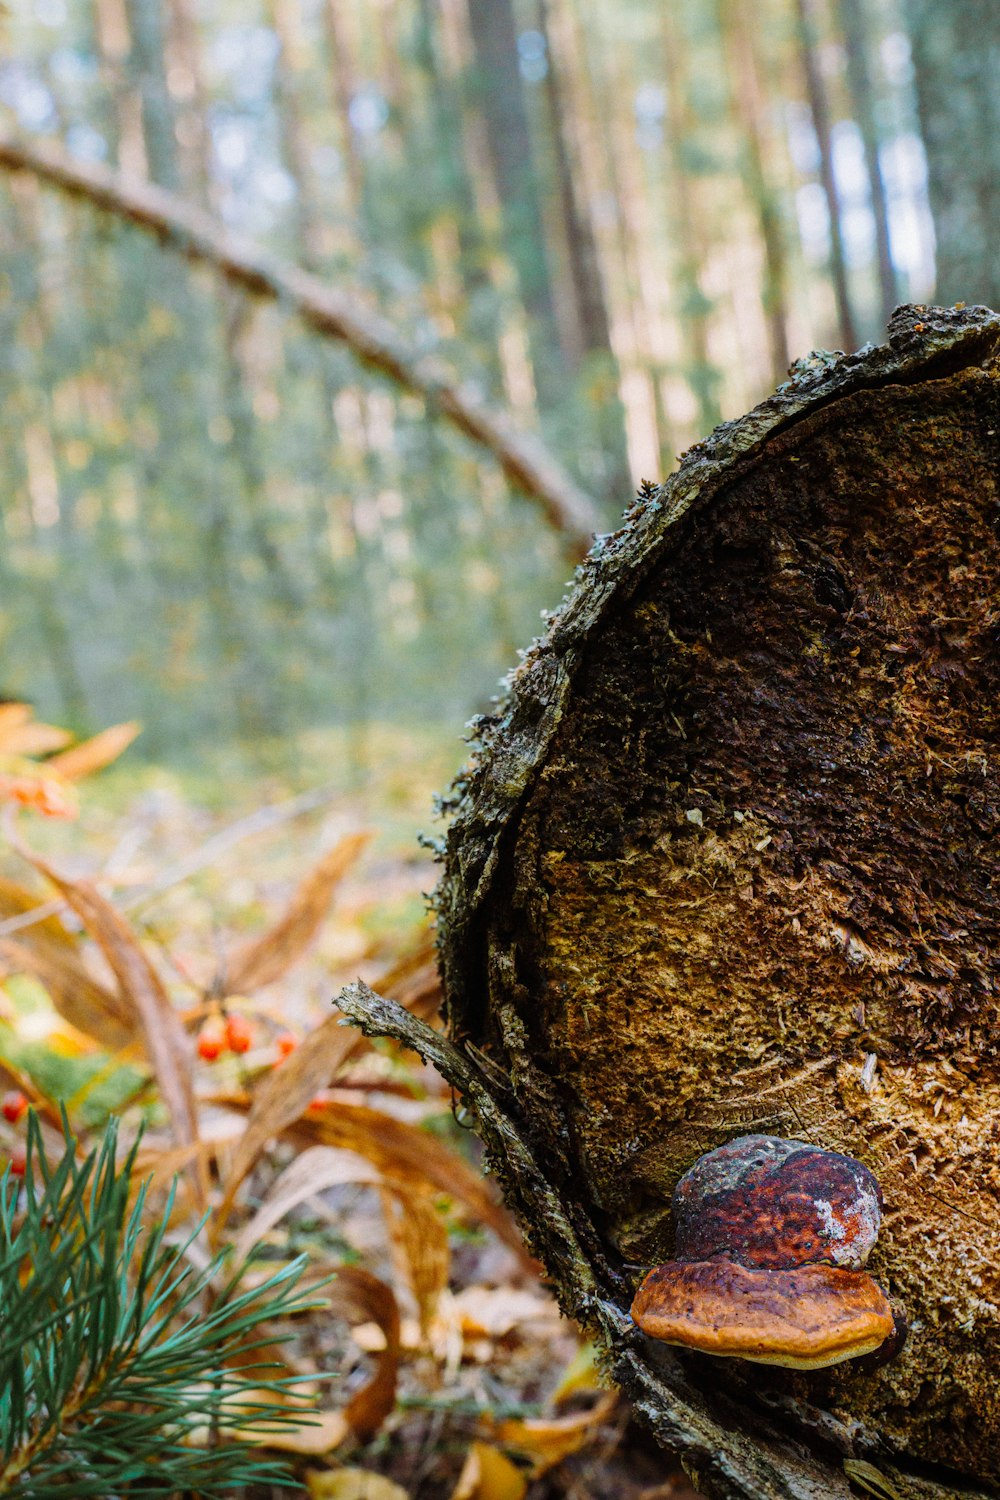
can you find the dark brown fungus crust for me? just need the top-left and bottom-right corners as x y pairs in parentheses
(630, 1260), (895, 1369)
(673, 1134), (883, 1271)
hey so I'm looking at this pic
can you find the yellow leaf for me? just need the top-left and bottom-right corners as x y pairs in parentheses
(551, 1341), (606, 1404)
(452, 1442), (527, 1500)
(307, 1469), (409, 1500)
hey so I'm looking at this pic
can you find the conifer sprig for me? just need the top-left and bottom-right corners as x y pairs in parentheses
(0, 1114), (320, 1498)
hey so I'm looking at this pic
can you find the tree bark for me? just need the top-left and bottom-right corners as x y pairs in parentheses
(387, 303), (1000, 1500)
(0, 131), (600, 557)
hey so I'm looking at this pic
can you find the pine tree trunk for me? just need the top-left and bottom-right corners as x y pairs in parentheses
(381, 304), (1000, 1500)
(904, 0), (1000, 310)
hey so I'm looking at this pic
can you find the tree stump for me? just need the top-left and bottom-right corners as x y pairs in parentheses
(343, 304), (1000, 1500)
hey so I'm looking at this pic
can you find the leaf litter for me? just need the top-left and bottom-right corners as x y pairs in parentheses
(0, 715), (702, 1498)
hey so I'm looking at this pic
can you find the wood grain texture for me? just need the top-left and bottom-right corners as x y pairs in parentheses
(436, 304), (1000, 1499)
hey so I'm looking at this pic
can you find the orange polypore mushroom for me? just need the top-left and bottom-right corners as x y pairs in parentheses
(630, 1260), (894, 1370)
(629, 1134), (899, 1369)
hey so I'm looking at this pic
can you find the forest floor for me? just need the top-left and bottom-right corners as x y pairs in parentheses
(0, 725), (702, 1499)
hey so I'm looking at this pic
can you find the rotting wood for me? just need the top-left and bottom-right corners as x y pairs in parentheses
(0, 131), (601, 557)
(416, 304), (1000, 1499)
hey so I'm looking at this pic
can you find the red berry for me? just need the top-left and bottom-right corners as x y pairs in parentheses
(197, 1026), (225, 1062)
(225, 1014), (253, 1055)
(2, 1091), (27, 1124)
(275, 1032), (298, 1059)
(9, 1144), (26, 1177)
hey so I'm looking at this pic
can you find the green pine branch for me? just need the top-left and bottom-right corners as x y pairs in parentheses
(0, 1114), (322, 1498)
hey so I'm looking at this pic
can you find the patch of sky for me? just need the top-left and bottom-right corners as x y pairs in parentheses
(65, 123), (108, 163)
(348, 86), (389, 137)
(209, 26), (280, 108)
(634, 83), (666, 151)
(517, 30), (548, 84)
(0, 64), (57, 132)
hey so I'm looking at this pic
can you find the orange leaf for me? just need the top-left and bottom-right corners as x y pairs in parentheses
(214, 1011), (364, 1233)
(0, 774), (77, 819)
(0, 722), (72, 757)
(224, 831), (370, 995)
(44, 720), (141, 782)
(0, 704), (31, 746)
(452, 1443), (527, 1500)
(25, 852), (201, 1190)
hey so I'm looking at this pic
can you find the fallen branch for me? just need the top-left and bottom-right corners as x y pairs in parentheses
(0, 131), (601, 556)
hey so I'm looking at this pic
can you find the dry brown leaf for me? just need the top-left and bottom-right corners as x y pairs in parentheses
(452, 1442), (528, 1500)
(44, 720), (141, 781)
(305, 1099), (529, 1263)
(328, 1265), (400, 1440)
(24, 852), (201, 1191)
(214, 1012), (364, 1233)
(491, 1394), (618, 1476)
(224, 831), (371, 995)
(379, 1182), (450, 1334)
(306, 1468), (409, 1499)
(0, 936), (137, 1048)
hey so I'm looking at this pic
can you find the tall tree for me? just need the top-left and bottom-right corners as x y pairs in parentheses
(904, 0), (1000, 308)
(719, 0), (792, 384)
(794, 0), (859, 350)
(836, 0), (898, 327)
(464, 0), (561, 388)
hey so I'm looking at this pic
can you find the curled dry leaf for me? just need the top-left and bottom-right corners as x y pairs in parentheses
(232, 1144), (449, 1334)
(22, 851), (202, 1193)
(489, 1393), (618, 1476)
(452, 1442), (528, 1500)
(328, 1265), (401, 1441)
(43, 720), (141, 781)
(232, 1145), (383, 1265)
(224, 830), (371, 995)
(306, 1099), (529, 1265)
(220, 1268), (399, 1452)
(214, 1011), (364, 1234)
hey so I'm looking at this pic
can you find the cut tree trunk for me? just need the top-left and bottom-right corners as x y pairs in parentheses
(342, 303), (1000, 1500)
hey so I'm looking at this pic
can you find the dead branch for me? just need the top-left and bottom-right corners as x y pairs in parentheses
(0, 131), (601, 556)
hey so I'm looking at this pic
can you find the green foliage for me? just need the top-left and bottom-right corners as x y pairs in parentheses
(0, 1114), (319, 1498)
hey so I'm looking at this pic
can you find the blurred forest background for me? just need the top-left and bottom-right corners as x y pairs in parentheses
(1, 0), (997, 770)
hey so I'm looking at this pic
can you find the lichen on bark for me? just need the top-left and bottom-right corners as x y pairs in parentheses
(401, 305), (1000, 1500)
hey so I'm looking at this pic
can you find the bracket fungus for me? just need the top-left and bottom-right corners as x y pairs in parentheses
(630, 1135), (897, 1369)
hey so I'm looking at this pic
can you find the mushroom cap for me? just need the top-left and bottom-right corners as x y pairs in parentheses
(673, 1134), (882, 1270)
(630, 1259), (894, 1369)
